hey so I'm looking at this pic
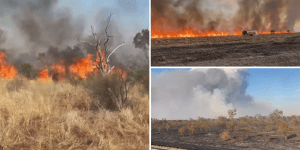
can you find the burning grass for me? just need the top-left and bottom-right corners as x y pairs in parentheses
(0, 73), (149, 149)
(151, 29), (294, 39)
(0, 52), (18, 79)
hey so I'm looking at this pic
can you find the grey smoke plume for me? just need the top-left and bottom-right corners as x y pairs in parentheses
(151, 69), (274, 120)
(152, 0), (300, 33)
(0, 0), (148, 70)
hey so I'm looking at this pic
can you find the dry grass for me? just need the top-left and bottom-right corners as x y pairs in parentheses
(187, 124), (195, 135)
(277, 122), (290, 135)
(0, 76), (149, 150)
(220, 131), (231, 141)
(178, 127), (185, 136)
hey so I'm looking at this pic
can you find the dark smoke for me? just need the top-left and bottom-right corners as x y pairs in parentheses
(0, 0), (148, 72)
(152, 0), (300, 33)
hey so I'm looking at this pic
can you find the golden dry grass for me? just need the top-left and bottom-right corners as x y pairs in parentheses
(220, 131), (231, 141)
(0, 77), (149, 150)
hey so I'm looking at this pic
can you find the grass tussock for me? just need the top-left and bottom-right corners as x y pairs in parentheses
(220, 131), (231, 141)
(0, 76), (149, 150)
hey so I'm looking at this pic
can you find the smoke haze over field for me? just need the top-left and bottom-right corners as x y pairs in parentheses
(0, 0), (149, 69)
(151, 69), (274, 120)
(151, 0), (300, 33)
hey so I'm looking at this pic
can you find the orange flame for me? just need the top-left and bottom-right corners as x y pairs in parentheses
(50, 60), (66, 81)
(110, 67), (128, 81)
(38, 69), (52, 82)
(151, 28), (295, 39)
(0, 52), (18, 79)
(95, 50), (108, 72)
(69, 54), (95, 79)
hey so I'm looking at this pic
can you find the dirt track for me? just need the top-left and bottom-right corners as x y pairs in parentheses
(151, 33), (300, 66)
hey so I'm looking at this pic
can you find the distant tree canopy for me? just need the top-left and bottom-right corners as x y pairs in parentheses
(133, 29), (149, 60)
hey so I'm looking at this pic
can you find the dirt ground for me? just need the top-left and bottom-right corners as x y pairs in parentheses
(151, 118), (300, 150)
(151, 33), (300, 66)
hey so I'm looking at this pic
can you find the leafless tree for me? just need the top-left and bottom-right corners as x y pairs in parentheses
(78, 13), (125, 76)
(228, 109), (237, 120)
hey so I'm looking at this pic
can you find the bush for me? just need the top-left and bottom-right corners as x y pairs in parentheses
(178, 127), (186, 136)
(20, 63), (32, 78)
(220, 131), (231, 141)
(187, 124), (195, 135)
(277, 122), (289, 134)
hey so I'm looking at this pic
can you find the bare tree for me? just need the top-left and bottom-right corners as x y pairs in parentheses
(228, 109), (237, 120)
(78, 14), (125, 76)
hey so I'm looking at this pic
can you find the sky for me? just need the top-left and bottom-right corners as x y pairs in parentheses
(152, 68), (300, 119)
(57, 0), (149, 38)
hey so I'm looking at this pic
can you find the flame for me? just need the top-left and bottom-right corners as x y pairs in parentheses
(95, 50), (108, 72)
(69, 54), (95, 79)
(110, 67), (128, 81)
(151, 28), (295, 39)
(38, 68), (52, 82)
(0, 52), (18, 79)
(50, 60), (66, 81)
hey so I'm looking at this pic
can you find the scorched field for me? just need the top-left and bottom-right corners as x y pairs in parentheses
(151, 33), (300, 66)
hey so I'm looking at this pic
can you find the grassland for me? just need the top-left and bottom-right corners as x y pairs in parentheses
(0, 72), (149, 150)
(151, 33), (300, 66)
(151, 110), (300, 150)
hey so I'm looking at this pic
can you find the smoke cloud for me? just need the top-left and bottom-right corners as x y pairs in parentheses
(151, 69), (274, 120)
(152, 0), (300, 33)
(0, 0), (148, 70)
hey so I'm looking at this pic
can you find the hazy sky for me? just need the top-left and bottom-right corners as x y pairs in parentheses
(57, 0), (149, 38)
(152, 68), (300, 119)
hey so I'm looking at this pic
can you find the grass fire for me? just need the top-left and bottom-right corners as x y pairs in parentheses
(0, 0), (150, 149)
(151, 0), (300, 66)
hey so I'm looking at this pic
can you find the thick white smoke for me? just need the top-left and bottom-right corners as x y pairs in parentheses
(151, 68), (274, 120)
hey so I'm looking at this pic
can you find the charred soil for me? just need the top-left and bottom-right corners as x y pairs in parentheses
(151, 117), (300, 150)
(151, 33), (300, 66)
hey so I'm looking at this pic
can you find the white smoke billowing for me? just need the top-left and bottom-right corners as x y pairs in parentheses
(151, 68), (274, 120)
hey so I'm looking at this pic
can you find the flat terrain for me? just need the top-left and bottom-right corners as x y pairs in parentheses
(151, 116), (300, 150)
(151, 33), (300, 66)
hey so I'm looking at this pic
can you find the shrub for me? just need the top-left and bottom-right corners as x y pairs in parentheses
(187, 124), (195, 135)
(226, 121), (236, 131)
(20, 63), (32, 78)
(277, 122), (289, 134)
(199, 122), (209, 131)
(220, 131), (231, 141)
(178, 127), (185, 136)
(165, 123), (170, 131)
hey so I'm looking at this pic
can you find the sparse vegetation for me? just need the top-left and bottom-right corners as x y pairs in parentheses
(152, 109), (300, 149)
(151, 33), (300, 66)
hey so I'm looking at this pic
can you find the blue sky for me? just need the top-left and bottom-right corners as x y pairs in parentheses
(246, 68), (300, 108)
(152, 68), (300, 116)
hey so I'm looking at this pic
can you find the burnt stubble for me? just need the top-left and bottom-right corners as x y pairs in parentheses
(151, 33), (300, 66)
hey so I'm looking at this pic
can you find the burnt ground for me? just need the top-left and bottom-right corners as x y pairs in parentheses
(151, 33), (300, 66)
(151, 119), (300, 150)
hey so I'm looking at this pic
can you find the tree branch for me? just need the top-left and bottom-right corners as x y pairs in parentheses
(107, 42), (125, 62)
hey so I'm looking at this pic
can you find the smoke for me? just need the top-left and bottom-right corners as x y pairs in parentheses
(151, 69), (274, 120)
(152, 0), (300, 33)
(0, 0), (148, 71)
